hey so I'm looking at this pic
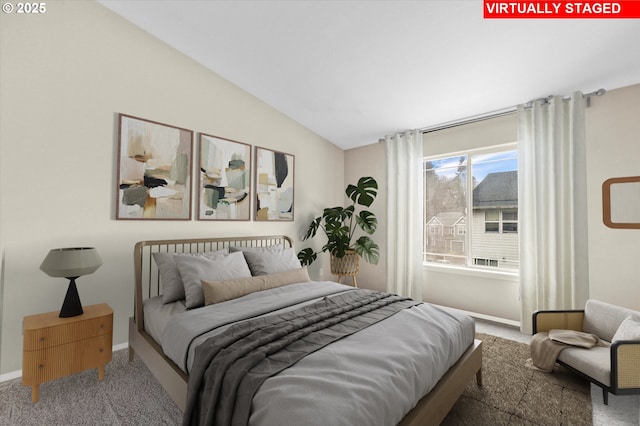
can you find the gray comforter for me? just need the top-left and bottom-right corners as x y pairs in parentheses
(156, 281), (475, 425)
(183, 290), (420, 426)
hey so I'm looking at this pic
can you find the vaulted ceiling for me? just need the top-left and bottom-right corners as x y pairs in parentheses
(98, 1), (640, 149)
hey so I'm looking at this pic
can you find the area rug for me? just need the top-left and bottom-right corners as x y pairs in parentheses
(442, 333), (592, 425)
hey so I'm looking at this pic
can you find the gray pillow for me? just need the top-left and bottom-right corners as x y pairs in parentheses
(175, 251), (252, 309)
(153, 249), (228, 304)
(230, 245), (301, 276)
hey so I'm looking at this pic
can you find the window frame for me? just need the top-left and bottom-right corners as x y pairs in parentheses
(423, 142), (518, 274)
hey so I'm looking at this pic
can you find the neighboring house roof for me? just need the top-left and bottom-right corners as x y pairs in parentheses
(427, 211), (465, 226)
(473, 171), (518, 209)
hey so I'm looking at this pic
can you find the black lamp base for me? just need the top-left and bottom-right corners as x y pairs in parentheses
(59, 277), (84, 318)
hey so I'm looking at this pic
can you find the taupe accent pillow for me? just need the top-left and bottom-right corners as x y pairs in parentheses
(202, 267), (310, 305)
(175, 251), (252, 309)
(153, 249), (229, 304)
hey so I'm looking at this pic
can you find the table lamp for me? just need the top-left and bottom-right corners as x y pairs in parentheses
(40, 247), (103, 318)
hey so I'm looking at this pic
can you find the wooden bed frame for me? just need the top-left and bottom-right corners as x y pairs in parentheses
(128, 235), (482, 426)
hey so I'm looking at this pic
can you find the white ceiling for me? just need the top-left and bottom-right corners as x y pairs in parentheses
(98, 1), (640, 150)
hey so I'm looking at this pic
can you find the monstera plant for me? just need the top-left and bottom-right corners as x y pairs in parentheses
(297, 176), (380, 268)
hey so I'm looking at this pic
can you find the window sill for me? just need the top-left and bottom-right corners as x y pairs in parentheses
(423, 262), (519, 282)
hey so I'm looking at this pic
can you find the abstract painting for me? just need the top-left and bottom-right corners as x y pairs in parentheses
(254, 146), (294, 221)
(198, 133), (251, 220)
(116, 114), (193, 220)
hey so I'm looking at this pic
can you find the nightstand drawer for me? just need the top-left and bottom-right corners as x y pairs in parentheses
(23, 315), (112, 351)
(22, 333), (113, 385)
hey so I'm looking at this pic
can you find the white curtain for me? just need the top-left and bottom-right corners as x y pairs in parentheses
(518, 93), (590, 334)
(385, 130), (424, 301)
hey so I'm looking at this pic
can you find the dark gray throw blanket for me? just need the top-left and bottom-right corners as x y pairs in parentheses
(182, 289), (420, 426)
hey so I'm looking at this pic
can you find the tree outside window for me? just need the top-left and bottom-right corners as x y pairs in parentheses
(424, 146), (518, 271)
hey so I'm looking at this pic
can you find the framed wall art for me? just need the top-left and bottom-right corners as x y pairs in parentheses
(254, 146), (295, 221)
(198, 133), (251, 220)
(602, 176), (640, 229)
(116, 114), (193, 220)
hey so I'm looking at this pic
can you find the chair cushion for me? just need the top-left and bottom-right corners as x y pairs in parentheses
(558, 345), (611, 386)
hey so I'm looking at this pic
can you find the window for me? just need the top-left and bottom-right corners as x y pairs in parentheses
(485, 210), (518, 233)
(485, 211), (499, 232)
(502, 210), (518, 233)
(424, 145), (518, 271)
(473, 258), (498, 267)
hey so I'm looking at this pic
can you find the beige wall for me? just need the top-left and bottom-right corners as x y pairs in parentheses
(0, 1), (344, 374)
(585, 83), (640, 310)
(344, 143), (387, 293)
(346, 84), (640, 323)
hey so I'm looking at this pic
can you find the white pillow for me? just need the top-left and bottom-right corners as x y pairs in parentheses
(175, 251), (252, 309)
(612, 315), (640, 342)
(230, 245), (301, 276)
(153, 249), (228, 304)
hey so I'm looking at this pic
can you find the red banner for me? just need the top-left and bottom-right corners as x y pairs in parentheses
(484, 1), (640, 18)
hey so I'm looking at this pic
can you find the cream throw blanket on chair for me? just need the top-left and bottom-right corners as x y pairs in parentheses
(528, 329), (608, 372)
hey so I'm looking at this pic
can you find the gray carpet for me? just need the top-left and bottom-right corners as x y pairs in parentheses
(442, 333), (592, 425)
(0, 334), (593, 426)
(0, 350), (182, 425)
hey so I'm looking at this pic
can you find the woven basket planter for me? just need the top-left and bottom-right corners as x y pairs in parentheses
(330, 250), (360, 286)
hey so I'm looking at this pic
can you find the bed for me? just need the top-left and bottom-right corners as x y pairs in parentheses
(128, 235), (482, 426)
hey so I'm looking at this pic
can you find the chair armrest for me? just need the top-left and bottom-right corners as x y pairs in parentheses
(611, 341), (640, 390)
(532, 310), (585, 334)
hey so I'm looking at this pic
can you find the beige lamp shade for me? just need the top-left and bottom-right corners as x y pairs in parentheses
(40, 247), (103, 278)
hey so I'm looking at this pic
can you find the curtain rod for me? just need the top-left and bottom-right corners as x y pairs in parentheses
(418, 88), (606, 135)
(524, 88), (606, 108)
(420, 107), (516, 134)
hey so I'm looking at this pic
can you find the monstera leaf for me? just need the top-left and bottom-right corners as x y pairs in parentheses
(355, 210), (377, 234)
(353, 236), (380, 265)
(324, 234), (351, 258)
(346, 176), (378, 207)
(302, 216), (322, 241)
(323, 206), (354, 224)
(297, 248), (317, 266)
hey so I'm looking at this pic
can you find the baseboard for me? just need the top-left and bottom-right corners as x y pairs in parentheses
(431, 303), (521, 328)
(0, 369), (22, 382)
(113, 342), (128, 352)
(0, 342), (129, 383)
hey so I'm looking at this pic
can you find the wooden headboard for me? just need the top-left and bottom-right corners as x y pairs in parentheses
(133, 235), (293, 332)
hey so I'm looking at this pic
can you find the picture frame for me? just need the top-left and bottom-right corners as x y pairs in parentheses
(116, 114), (193, 220)
(198, 133), (252, 220)
(602, 176), (640, 229)
(254, 146), (295, 221)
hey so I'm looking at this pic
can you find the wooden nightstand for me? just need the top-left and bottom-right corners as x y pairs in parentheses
(22, 303), (113, 402)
